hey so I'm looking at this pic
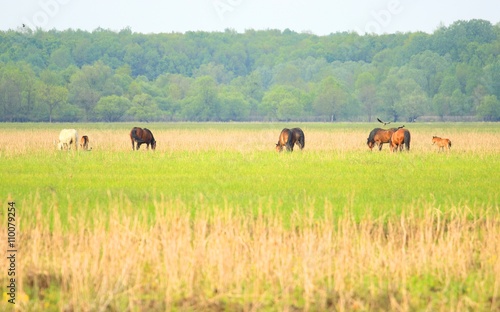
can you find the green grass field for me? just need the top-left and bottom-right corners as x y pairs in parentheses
(1, 122), (499, 311)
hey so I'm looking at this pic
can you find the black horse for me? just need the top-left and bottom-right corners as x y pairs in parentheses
(130, 127), (156, 150)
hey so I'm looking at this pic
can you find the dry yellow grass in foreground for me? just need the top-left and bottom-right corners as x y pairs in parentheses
(6, 200), (500, 311)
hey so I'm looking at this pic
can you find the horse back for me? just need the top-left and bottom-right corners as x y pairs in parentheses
(143, 128), (154, 141)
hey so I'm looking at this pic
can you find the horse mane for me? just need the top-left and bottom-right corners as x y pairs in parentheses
(367, 128), (382, 143)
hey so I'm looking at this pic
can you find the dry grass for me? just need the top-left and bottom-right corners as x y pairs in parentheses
(4, 198), (499, 311)
(1, 123), (499, 156)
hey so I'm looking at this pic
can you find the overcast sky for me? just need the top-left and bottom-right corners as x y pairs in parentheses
(1, 0), (499, 35)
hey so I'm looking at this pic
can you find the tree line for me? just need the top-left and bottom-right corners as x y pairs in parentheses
(0, 19), (499, 122)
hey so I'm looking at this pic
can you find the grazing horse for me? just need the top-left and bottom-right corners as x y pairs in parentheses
(130, 127), (156, 150)
(291, 128), (305, 150)
(276, 128), (305, 152)
(432, 136), (451, 151)
(57, 129), (78, 150)
(389, 128), (411, 152)
(80, 135), (90, 151)
(367, 127), (400, 151)
(276, 128), (293, 152)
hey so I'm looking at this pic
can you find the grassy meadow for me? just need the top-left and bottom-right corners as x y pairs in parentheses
(1, 122), (499, 311)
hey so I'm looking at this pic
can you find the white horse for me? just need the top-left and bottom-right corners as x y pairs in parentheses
(58, 129), (78, 150)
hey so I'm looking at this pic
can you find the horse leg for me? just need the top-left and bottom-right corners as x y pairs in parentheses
(378, 143), (383, 151)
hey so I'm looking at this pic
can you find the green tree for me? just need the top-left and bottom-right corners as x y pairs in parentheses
(393, 78), (428, 122)
(68, 61), (113, 121)
(95, 95), (131, 122)
(37, 83), (68, 122)
(218, 87), (250, 121)
(476, 95), (500, 121)
(182, 76), (219, 121)
(128, 94), (161, 121)
(260, 85), (305, 121)
(355, 72), (378, 121)
(482, 60), (500, 99)
(313, 77), (350, 122)
(0, 63), (36, 121)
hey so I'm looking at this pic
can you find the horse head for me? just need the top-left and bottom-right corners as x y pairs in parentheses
(276, 143), (283, 152)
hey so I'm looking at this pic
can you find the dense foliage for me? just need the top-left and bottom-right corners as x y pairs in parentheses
(0, 19), (499, 122)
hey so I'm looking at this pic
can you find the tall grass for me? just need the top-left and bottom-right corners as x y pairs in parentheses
(5, 199), (500, 311)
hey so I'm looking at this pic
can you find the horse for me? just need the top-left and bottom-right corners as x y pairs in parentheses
(432, 136), (451, 151)
(276, 128), (293, 152)
(130, 127), (156, 150)
(57, 129), (78, 150)
(80, 135), (91, 151)
(276, 128), (305, 152)
(366, 127), (400, 151)
(291, 128), (305, 150)
(389, 128), (411, 152)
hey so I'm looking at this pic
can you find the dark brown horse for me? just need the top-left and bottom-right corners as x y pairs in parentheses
(130, 127), (156, 150)
(275, 128), (305, 152)
(366, 127), (400, 151)
(291, 128), (305, 150)
(389, 128), (411, 152)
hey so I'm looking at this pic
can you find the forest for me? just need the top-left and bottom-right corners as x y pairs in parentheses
(0, 19), (499, 122)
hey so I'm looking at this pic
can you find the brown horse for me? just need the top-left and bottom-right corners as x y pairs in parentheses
(432, 136), (451, 151)
(389, 128), (411, 152)
(367, 127), (400, 151)
(130, 127), (156, 150)
(276, 128), (305, 152)
(80, 135), (90, 151)
(276, 128), (293, 152)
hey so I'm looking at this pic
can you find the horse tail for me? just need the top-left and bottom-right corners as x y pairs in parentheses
(404, 130), (411, 151)
(448, 140), (452, 148)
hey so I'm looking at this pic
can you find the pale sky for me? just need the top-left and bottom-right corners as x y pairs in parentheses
(1, 0), (499, 35)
